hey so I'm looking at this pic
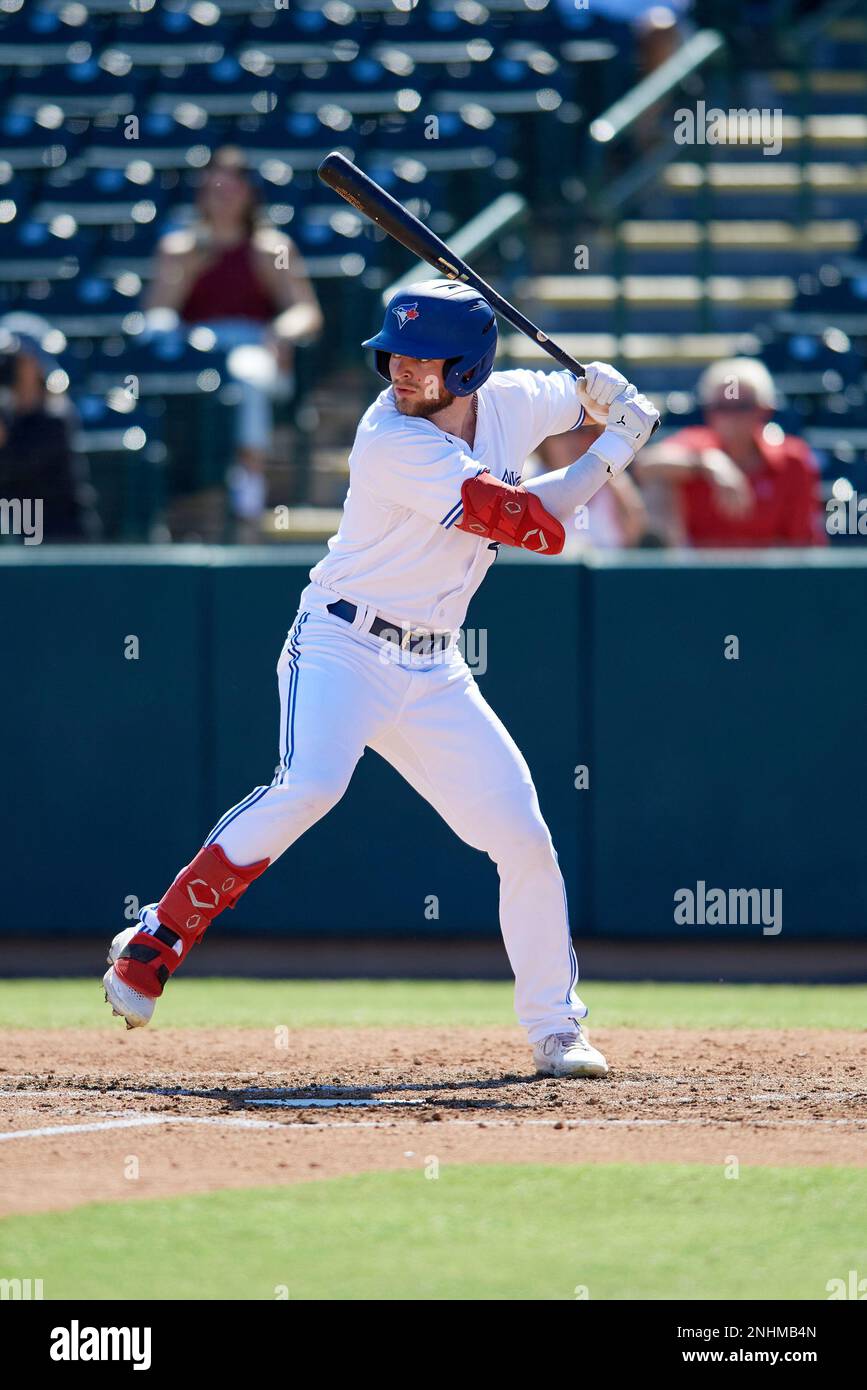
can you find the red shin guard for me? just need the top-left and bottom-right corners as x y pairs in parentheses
(114, 844), (270, 998)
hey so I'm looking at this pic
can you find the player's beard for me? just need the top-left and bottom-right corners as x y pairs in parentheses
(393, 385), (456, 418)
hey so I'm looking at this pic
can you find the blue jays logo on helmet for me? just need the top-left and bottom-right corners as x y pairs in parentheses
(362, 278), (498, 397)
(393, 303), (420, 329)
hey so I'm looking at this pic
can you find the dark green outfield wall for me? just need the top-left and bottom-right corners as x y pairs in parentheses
(2, 547), (864, 940)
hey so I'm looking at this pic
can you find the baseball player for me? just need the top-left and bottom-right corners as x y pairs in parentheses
(104, 280), (658, 1077)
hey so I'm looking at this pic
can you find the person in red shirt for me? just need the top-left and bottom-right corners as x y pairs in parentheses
(145, 147), (323, 538)
(633, 358), (826, 546)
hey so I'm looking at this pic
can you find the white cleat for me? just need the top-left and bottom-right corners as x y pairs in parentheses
(103, 926), (156, 1029)
(533, 1023), (609, 1079)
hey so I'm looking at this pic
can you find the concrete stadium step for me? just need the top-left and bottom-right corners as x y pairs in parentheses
(501, 331), (761, 394)
(765, 69), (867, 113)
(618, 220), (858, 252)
(663, 163), (867, 196)
(520, 274), (794, 310)
(516, 275), (792, 331)
(649, 162), (867, 221)
(605, 219), (859, 277)
(680, 114), (867, 163)
(261, 505), (343, 543)
(770, 70), (867, 96)
(826, 16), (867, 43)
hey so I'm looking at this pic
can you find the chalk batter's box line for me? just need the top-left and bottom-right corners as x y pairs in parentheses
(2, 1113), (867, 1142)
(0, 1090), (430, 1102)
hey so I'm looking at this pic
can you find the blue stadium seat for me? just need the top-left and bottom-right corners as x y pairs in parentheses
(32, 168), (167, 233)
(790, 266), (867, 325)
(0, 3), (103, 56)
(84, 335), (232, 399)
(237, 3), (356, 37)
(287, 57), (432, 119)
(234, 39), (360, 84)
(147, 62), (286, 121)
(97, 220), (175, 279)
(0, 114), (80, 171)
(291, 208), (374, 260)
(363, 110), (507, 169)
(109, 4), (239, 63)
(231, 117), (355, 171)
(23, 274), (141, 338)
(0, 30), (104, 73)
(0, 218), (88, 295)
(761, 329), (862, 389)
(0, 177), (32, 224)
(8, 65), (145, 120)
(84, 114), (217, 173)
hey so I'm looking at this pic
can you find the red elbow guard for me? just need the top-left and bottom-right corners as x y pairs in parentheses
(455, 471), (565, 555)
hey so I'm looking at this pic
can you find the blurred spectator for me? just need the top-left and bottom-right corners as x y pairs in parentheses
(535, 423), (649, 548)
(145, 147), (323, 539)
(635, 4), (684, 75)
(633, 358), (826, 546)
(632, 6), (686, 153)
(0, 320), (98, 543)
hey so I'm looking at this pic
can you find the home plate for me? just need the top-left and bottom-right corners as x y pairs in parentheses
(244, 1098), (428, 1109)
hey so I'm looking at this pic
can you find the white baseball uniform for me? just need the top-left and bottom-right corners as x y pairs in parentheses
(206, 369), (590, 1042)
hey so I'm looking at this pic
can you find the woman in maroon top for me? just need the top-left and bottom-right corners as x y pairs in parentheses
(633, 358), (825, 547)
(146, 147), (323, 532)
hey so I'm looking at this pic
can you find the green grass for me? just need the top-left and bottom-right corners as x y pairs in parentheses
(2, 1164), (864, 1300)
(1, 978), (865, 1030)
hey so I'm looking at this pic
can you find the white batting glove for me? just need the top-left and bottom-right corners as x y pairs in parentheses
(576, 361), (630, 424)
(589, 385), (660, 476)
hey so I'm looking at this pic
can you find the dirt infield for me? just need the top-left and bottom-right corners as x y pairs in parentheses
(2, 1026), (865, 1216)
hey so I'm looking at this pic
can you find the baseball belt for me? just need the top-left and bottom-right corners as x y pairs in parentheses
(326, 599), (453, 655)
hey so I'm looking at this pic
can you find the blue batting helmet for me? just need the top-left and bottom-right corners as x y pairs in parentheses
(362, 279), (498, 396)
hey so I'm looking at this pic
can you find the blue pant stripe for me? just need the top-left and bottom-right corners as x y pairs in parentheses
(205, 787), (260, 845)
(205, 785), (269, 847)
(556, 858), (579, 1011)
(279, 610), (309, 785)
(206, 611), (310, 846)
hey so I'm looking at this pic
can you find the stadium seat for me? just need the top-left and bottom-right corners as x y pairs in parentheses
(8, 66), (145, 120)
(0, 218), (87, 304)
(147, 64), (286, 122)
(97, 221), (164, 279)
(25, 274), (140, 339)
(0, 114), (80, 171)
(32, 167), (167, 230)
(84, 115), (217, 173)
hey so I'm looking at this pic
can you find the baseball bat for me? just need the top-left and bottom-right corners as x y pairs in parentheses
(317, 151), (586, 378)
